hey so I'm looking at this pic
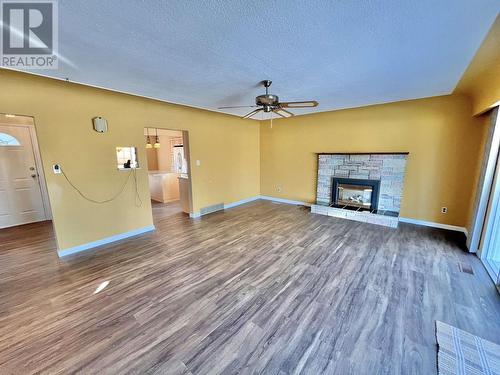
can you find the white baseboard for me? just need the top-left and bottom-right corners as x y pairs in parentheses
(189, 195), (309, 219)
(57, 225), (156, 257)
(224, 196), (261, 209)
(190, 196), (261, 218)
(189, 196), (467, 237)
(261, 197), (467, 236)
(399, 217), (468, 236)
(55, 201), (467, 257)
(259, 195), (311, 206)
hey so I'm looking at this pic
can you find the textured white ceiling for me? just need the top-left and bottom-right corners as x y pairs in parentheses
(18, 0), (500, 118)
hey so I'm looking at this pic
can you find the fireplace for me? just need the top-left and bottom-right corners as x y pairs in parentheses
(313, 153), (408, 227)
(331, 178), (380, 211)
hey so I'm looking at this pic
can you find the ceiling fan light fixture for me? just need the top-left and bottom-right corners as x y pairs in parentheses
(274, 108), (294, 118)
(280, 100), (319, 108)
(219, 80), (318, 120)
(243, 108), (263, 119)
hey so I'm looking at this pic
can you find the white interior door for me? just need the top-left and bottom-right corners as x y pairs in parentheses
(0, 125), (47, 228)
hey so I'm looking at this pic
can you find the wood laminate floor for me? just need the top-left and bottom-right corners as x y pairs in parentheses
(0, 200), (499, 374)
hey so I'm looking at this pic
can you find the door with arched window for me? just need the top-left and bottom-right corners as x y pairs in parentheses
(0, 125), (47, 228)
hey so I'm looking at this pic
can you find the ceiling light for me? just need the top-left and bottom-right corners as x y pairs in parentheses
(146, 127), (153, 148)
(153, 128), (160, 148)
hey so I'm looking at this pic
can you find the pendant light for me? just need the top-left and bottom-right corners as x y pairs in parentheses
(153, 128), (161, 148)
(145, 128), (153, 149)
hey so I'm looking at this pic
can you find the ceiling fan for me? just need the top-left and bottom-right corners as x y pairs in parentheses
(218, 80), (318, 119)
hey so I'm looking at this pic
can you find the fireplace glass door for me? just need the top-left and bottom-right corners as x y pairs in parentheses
(337, 183), (373, 209)
(332, 178), (380, 211)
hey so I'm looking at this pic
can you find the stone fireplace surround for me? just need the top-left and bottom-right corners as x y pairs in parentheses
(311, 153), (408, 227)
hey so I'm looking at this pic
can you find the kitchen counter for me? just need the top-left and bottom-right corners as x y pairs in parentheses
(178, 175), (191, 214)
(148, 171), (180, 203)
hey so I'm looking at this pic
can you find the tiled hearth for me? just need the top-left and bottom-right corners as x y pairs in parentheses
(311, 153), (408, 227)
(311, 204), (400, 227)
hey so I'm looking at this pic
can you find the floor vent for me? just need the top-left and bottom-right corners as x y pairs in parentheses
(200, 203), (224, 216)
(458, 262), (474, 275)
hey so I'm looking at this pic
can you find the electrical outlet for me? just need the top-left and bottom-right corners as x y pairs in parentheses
(53, 164), (61, 174)
(441, 207), (448, 214)
(276, 185), (282, 193)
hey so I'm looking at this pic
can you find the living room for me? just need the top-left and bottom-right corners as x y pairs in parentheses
(0, 1), (499, 373)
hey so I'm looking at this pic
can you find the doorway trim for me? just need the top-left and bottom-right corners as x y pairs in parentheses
(0, 114), (52, 222)
(468, 107), (500, 253)
(478, 139), (500, 283)
(143, 126), (194, 216)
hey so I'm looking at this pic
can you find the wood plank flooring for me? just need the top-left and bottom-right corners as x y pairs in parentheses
(0, 200), (499, 374)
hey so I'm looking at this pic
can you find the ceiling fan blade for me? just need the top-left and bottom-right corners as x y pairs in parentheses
(217, 105), (258, 109)
(273, 108), (294, 118)
(279, 100), (318, 108)
(242, 108), (263, 119)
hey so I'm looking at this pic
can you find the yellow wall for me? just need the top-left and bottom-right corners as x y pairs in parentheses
(0, 69), (260, 250)
(260, 94), (485, 227)
(455, 15), (500, 115)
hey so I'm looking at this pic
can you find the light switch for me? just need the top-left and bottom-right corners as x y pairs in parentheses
(196, 160), (201, 166)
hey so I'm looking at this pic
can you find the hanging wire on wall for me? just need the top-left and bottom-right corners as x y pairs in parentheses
(132, 168), (142, 207)
(59, 165), (142, 207)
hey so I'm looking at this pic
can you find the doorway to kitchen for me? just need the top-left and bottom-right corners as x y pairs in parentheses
(144, 128), (192, 219)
